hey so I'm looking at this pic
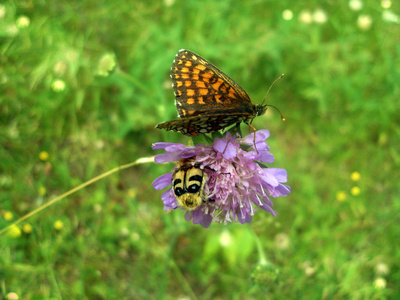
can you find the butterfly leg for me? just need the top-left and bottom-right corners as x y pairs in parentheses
(247, 123), (259, 153)
(222, 124), (241, 153)
(204, 165), (230, 174)
(223, 134), (233, 153)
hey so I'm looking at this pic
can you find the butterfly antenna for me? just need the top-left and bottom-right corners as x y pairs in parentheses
(261, 74), (286, 121)
(261, 74), (284, 105)
(266, 104), (286, 121)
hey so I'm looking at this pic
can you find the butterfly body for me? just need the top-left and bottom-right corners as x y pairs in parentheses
(156, 49), (268, 136)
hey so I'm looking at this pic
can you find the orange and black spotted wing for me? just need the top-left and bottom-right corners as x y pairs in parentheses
(156, 49), (262, 136)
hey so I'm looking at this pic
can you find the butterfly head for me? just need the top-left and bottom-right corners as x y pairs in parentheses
(256, 104), (286, 122)
(255, 104), (268, 117)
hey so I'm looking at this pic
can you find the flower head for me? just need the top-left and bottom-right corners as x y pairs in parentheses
(97, 53), (117, 77)
(7, 225), (21, 238)
(336, 190), (347, 202)
(349, 0), (363, 11)
(312, 9), (328, 24)
(152, 130), (290, 228)
(351, 186), (361, 196)
(22, 224), (33, 234)
(6, 292), (19, 300)
(381, 0), (392, 9)
(51, 79), (66, 92)
(351, 171), (361, 181)
(3, 211), (13, 221)
(282, 9), (293, 21)
(382, 10), (399, 24)
(54, 220), (64, 231)
(16, 16), (30, 28)
(0, 5), (6, 19)
(39, 150), (49, 161)
(373, 277), (387, 289)
(375, 262), (389, 275)
(299, 10), (312, 24)
(357, 15), (372, 30)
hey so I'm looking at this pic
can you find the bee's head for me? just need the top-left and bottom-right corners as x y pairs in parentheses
(177, 193), (203, 210)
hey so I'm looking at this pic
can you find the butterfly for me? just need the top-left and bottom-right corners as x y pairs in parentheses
(156, 49), (275, 136)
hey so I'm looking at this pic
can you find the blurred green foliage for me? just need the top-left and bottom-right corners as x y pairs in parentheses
(1, 0), (399, 299)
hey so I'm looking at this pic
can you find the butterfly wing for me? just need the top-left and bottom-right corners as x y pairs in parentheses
(156, 113), (252, 136)
(171, 49), (255, 118)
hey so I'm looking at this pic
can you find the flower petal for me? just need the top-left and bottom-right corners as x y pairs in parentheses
(185, 209), (213, 228)
(242, 129), (270, 144)
(161, 189), (178, 210)
(260, 169), (280, 187)
(165, 143), (188, 153)
(154, 152), (181, 163)
(256, 150), (274, 163)
(260, 201), (277, 216)
(213, 135), (237, 159)
(275, 184), (291, 197)
(152, 173), (173, 190)
(239, 213), (252, 224)
(265, 168), (288, 183)
(152, 142), (181, 150)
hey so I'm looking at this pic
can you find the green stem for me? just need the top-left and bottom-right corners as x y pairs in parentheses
(0, 156), (156, 236)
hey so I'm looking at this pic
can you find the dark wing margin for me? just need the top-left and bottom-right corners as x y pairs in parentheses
(156, 113), (253, 136)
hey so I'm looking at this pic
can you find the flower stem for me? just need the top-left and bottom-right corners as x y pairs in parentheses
(0, 156), (156, 237)
(253, 229), (269, 266)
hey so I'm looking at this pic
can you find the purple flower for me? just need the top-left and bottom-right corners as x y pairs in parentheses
(152, 130), (290, 228)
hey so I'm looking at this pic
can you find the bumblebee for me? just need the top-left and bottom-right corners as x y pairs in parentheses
(172, 159), (209, 210)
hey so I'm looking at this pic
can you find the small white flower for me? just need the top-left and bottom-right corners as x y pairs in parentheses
(16, 16), (30, 28)
(164, 0), (175, 6)
(382, 10), (399, 24)
(300, 261), (315, 276)
(0, 5), (6, 19)
(6, 292), (19, 300)
(53, 61), (67, 75)
(381, 0), (392, 9)
(373, 277), (387, 289)
(97, 53), (116, 77)
(1, 74), (8, 84)
(357, 15), (372, 30)
(51, 79), (66, 92)
(274, 233), (290, 250)
(93, 204), (102, 213)
(282, 9), (293, 21)
(313, 9), (328, 24)
(219, 230), (232, 247)
(305, 266), (315, 276)
(349, 0), (363, 11)
(95, 139), (105, 149)
(375, 263), (389, 275)
(131, 232), (140, 242)
(6, 25), (19, 36)
(120, 227), (129, 237)
(299, 10), (312, 24)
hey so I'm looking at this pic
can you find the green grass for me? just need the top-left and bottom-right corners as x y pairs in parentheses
(1, 0), (399, 299)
